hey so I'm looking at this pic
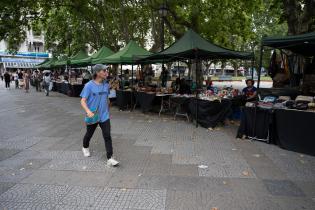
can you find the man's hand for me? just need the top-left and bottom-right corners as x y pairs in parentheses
(86, 110), (95, 118)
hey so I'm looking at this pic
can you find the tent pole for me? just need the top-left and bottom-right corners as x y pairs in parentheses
(251, 57), (254, 79)
(257, 45), (264, 89)
(195, 52), (198, 128)
(178, 60), (180, 79)
(120, 64), (123, 90)
(131, 64), (134, 111)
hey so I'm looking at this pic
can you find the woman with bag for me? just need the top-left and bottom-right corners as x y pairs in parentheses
(80, 64), (119, 167)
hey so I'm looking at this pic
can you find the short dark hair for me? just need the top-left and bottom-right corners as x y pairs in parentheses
(246, 79), (254, 85)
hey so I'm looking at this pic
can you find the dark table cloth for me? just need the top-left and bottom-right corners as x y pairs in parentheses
(189, 98), (232, 128)
(274, 109), (315, 156)
(52, 82), (57, 91)
(69, 84), (84, 97)
(236, 107), (274, 142)
(116, 90), (133, 110)
(134, 91), (156, 112)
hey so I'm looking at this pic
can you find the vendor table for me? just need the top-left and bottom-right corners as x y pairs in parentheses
(237, 107), (274, 142)
(170, 96), (192, 121)
(237, 107), (315, 156)
(134, 91), (156, 113)
(52, 81), (83, 97)
(274, 109), (315, 156)
(116, 90), (133, 110)
(156, 93), (175, 116)
(189, 98), (232, 128)
(69, 84), (84, 97)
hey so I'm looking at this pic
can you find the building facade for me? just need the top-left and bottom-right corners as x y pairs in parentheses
(0, 28), (49, 73)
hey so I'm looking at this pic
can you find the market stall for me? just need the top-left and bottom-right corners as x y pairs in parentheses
(97, 40), (153, 108)
(139, 29), (253, 127)
(239, 31), (315, 156)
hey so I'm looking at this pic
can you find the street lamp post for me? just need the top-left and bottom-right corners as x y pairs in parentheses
(158, 2), (168, 87)
(158, 3), (168, 51)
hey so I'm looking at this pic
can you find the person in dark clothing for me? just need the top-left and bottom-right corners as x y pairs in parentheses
(179, 78), (191, 94)
(161, 66), (168, 87)
(242, 79), (257, 101)
(4, 72), (11, 89)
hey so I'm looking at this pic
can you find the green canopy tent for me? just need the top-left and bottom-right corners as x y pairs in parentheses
(139, 29), (253, 62)
(262, 31), (315, 57)
(72, 46), (114, 66)
(257, 31), (315, 88)
(52, 55), (69, 68)
(90, 46), (115, 65)
(139, 29), (254, 127)
(35, 58), (51, 69)
(93, 40), (152, 89)
(94, 40), (152, 64)
(69, 50), (89, 66)
(39, 57), (59, 69)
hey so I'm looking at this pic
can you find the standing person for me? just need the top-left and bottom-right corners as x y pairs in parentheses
(13, 71), (19, 88)
(4, 71), (11, 89)
(43, 72), (51, 96)
(24, 70), (31, 93)
(0, 72), (3, 81)
(80, 64), (119, 167)
(33, 71), (40, 91)
(160, 66), (168, 87)
(18, 70), (23, 88)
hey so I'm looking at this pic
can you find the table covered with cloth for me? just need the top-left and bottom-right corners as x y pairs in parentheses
(134, 91), (156, 113)
(188, 98), (232, 128)
(236, 107), (275, 142)
(274, 109), (315, 156)
(116, 90), (133, 110)
(69, 84), (84, 97)
(237, 106), (315, 156)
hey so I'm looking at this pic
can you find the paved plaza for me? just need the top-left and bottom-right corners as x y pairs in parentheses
(0, 82), (315, 210)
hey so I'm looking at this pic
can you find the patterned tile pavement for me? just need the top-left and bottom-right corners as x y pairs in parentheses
(0, 81), (315, 210)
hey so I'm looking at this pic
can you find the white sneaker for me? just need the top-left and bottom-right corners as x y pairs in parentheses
(107, 158), (119, 167)
(82, 147), (90, 157)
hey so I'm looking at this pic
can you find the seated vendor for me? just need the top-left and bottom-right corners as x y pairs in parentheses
(242, 79), (257, 101)
(179, 78), (191, 94)
(206, 77), (214, 91)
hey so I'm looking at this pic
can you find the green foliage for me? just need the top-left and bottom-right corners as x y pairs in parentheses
(3, 0), (311, 72)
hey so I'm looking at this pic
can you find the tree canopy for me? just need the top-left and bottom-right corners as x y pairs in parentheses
(1, 0), (314, 62)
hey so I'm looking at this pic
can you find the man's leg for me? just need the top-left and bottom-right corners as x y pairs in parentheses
(99, 120), (113, 159)
(83, 123), (98, 148)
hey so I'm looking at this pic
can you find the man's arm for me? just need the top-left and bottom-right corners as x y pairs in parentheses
(81, 98), (94, 117)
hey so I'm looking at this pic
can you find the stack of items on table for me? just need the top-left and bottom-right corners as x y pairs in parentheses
(199, 86), (240, 102)
(135, 86), (174, 94)
(246, 95), (315, 112)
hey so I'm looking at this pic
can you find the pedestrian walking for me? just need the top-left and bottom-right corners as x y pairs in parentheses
(33, 71), (41, 91)
(24, 70), (30, 93)
(0, 72), (3, 81)
(18, 70), (24, 89)
(80, 64), (119, 167)
(43, 72), (51, 96)
(13, 71), (19, 89)
(4, 71), (11, 89)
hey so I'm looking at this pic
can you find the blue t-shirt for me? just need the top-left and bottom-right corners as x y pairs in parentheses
(80, 80), (110, 122)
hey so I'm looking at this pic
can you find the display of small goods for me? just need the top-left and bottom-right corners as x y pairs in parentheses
(199, 87), (240, 101)
(109, 79), (119, 90)
(69, 78), (83, 85)
(135, 86), (173, 94)
(256, 95), (315, 112)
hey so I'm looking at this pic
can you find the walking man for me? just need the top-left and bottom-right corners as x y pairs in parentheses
(80, 64), (119, 167)
(4, 71), (11, 89)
